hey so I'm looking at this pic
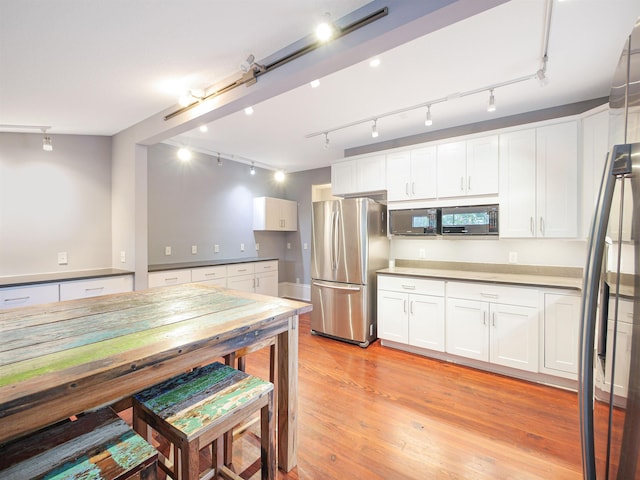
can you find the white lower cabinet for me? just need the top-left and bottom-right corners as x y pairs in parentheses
(445, 282), (539, 372)
(377, 275), (445, 351)
(148, 269), (192, 288)
(60, 275), (133, 301)
(0, 283), (59, 309)
(191, 266), (227, 287)
(542, 292), (580, 378)
(227, 261), (279, 296)
(603, 297), (633, 398)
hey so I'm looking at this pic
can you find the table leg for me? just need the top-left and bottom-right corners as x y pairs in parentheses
(276, 314), (298, 472)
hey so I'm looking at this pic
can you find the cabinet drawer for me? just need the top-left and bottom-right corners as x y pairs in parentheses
(254, 260), (278, 273)
(227, 263), (255, 277)
(60, 275), (134, 301)
(148, 269), (192, 288)
(378, 275), (445, 296)
(0, 283), (59, 309)
(610, 297), (633, 324)
(191, 266), (227, 282)
(447, 281), (538, 307)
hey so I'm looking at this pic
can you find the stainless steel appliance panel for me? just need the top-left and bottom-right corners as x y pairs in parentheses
(311, 281), (369, 345)
(310, 199), (366, 285)
(579, 17), (640, 480)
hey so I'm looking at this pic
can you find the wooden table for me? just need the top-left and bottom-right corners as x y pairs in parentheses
(0, 283), (311, 472)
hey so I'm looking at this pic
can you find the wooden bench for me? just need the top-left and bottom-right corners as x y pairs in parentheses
(0, 407), (158, 480)
(132, 361), (274, 480)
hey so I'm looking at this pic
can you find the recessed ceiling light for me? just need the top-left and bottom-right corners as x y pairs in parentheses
(199, 125), (208, 133)
(245, 106), (254, 115)
(369, 58), (381, 67)
(310, 79), (320, 88)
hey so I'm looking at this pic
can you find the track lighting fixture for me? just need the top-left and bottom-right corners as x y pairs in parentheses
(369, 58), (381, 68)
(244, 106), (254, 115)
(310, 79), (320, 88)
(199, 125), (208, 133)
(315, 13), (334, 42)
(250, 162), (256, 175)
(324, 132), (330, 149)
(274, 171), (285, 182)
(41, 128), (53, 151)
(177, 147), (191, 161)
(217, 153), (222, 166)
(371, 119), (379, 138)
(487, 89), (496, 112)
(164, 7), (388, 121)
(425, 106), (433, 127)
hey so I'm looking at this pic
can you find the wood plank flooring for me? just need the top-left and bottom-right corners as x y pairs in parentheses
(236, 313), (583, 480)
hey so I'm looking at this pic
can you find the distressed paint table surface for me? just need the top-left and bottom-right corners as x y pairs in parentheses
(0, 283), (310, 472)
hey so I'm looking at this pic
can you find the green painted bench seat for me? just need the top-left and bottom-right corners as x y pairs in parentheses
(0, 407), (158, 480)
(132, 361), (274, 480)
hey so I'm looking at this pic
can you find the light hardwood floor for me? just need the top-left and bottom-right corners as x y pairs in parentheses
(234, 313), (584, 480)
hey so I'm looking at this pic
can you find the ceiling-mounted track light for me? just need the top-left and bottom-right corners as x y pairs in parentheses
(487, 89), (496, 112)
(324, 132), (330, 149)
(164, 7), (388, 121)
(315, 13), (335, 42)
(177, 147), (192, 161)
(250, 162), (256, 175)
(425, 106), (433, 127)
(371, 119), (379, 138)
(274, 171), (285, 182)
(41, 128), (53, 151)
(244, 106), (254, 115)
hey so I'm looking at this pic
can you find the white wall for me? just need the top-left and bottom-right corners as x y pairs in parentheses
(0, 133), (112, 276)
(391, 237), (587, 268)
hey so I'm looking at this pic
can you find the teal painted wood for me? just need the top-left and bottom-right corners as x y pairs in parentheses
(0, 287), (254, 366)
(135, 361), (273, 437)
(0, 408), (158, 480)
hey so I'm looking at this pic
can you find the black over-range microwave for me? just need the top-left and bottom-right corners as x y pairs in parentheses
(389, 208), (441, 235)
(441, 204), (499, 235)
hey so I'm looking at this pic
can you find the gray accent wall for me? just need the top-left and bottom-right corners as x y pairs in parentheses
(0, 133), (112, 276)
(147, 143), (288, 266)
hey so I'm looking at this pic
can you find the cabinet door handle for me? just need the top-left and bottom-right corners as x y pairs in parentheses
(256, 277), (260, 287)
(530, 217), (535, 236)
(165, 277), (178, 282)
(460, 176), (464, 192)
(467, 176), (471, 191)
(403, 299), (407, 313)
(480, 292), (499, 299)
(405, 183), (409, 196)
(492, 312), (496, 327)
(483, 312), (487, 326)
(412, 182), (416, 195)
(410, 300), (414, 315)
(401, 285), (416, 290)
(4, 296), (30, 302)
(539, 217), (545, 235)
(85, 287), (104, 292)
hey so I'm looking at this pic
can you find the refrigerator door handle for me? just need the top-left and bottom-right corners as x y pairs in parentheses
(312, 281), (362, 292)
(331, 210), (340, 271)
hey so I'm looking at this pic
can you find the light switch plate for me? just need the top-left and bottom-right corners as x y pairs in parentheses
(165, 246), (171, 256)
(191, 245), (197, 255)
(120, 251), (126, 263)
(255, 243), (260, 251)
(57, 252), (68, 265)
(240, 243), (245, 252)
(509, 251), (518, 264)
(214, 244), (219, 253)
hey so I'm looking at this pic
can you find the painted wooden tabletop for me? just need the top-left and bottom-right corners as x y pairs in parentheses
(0, 283), (310, 470)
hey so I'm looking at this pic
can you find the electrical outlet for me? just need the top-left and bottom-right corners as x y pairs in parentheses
(120, 251), (126, 263)
(255, 243), (260, 251)
(240, 243), (245, 252)
(303, 243), (308, 250)
(509, 251), (518, 264)
(418, 248), (426, 259)
(191, 245), (197, 255)
(57, 252), (68, 265)
(214, 244), (219, 253)
(287, 242), (291, 250)
(165, 246), (171, 256)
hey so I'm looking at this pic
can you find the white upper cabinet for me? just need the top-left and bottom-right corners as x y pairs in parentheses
(437, 141), (467, 198)
(499, 121), (578, 238)
(581, 108), (609, 238)
(466, 135), (499, 196)
(386, 147), (437, 201)
(331, 154), (386, 196)
(437, 137), (498, 199)
(253, 197), (297, 231)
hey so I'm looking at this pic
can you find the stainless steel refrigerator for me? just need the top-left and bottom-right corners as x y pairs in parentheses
(579, 17), (640, 479)
(310, 198), (389, 347)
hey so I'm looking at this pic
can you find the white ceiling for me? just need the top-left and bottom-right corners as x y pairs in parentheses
(2, 1), (639, 173)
